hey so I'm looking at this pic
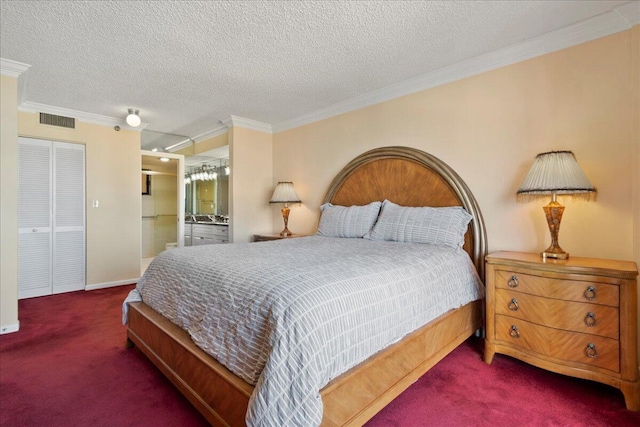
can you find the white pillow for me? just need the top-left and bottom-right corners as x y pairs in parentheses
(317, 201), (382, 238)
(365, 199), (472, 249)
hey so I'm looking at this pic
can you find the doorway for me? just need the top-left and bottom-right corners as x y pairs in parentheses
(140, 151), (184, 276)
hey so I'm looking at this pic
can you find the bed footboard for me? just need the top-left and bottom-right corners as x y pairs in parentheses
(127, 302), (253, 427)
(127, 299), (482, 427)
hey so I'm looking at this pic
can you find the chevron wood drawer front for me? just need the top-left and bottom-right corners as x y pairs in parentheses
(483, 251), (639, 411)
(494, 289), (619, 339)
(494, 314), (620, 371)
(494, 269), (620, 307)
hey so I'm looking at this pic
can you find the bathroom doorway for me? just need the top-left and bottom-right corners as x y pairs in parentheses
(140, 151), (184, 276)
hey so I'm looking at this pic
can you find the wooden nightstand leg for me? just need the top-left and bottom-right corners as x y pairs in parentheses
(619, 380), (640, 411)
(483, 341), (495, 365)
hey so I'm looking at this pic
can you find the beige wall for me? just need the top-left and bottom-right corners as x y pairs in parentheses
(18, 112), (141, 288)
(229, 126), (273, 243)
(1, 75), (19, 333)
(274, 29), (638, 266)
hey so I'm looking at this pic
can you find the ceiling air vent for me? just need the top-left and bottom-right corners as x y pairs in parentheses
(39, 112), (75, 129)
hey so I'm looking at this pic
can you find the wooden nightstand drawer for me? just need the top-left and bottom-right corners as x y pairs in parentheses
(495, 290), (619, 339)
(495, 270), (619, 307)
(495, 315), (620, 372)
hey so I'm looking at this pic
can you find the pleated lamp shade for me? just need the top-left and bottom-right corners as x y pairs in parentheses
(517, 151), (596, 200)
(269, 182), (301, 204)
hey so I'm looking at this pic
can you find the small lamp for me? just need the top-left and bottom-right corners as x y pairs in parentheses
(270, 182), (301, 237)
(126, 109), (141, 127)
(517, 151), (596, 259)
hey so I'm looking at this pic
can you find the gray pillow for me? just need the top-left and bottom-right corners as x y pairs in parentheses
(365, 199), (472, 248)
(317, 201), (382, 238)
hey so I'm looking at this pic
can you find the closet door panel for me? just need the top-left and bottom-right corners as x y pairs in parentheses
(18, 232), (51, 299)
(53, 142), (86, 293)
(18, 138), (51, 228)
(18, 138), (53, 298)
(54, 142), (85, 227)
(53, 230), (85, 294)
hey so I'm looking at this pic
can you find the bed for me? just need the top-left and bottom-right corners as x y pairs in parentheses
(125, 146), (487, 427)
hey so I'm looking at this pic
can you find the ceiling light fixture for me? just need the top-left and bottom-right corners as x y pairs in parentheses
(126, 108), (141, 127)
(160, 157), (169, 162)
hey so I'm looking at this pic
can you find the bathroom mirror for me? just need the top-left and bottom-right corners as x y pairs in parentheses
(185, 146), (229, 216)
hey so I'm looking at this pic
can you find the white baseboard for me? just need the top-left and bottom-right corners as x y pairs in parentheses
(85, 278), (139, 291)
(0, 322), (20, 335)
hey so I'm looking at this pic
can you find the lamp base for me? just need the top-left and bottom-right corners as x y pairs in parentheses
(542, 250), (569, 260)
(541, 199), (568, 260)
(280, 205), (292, 237)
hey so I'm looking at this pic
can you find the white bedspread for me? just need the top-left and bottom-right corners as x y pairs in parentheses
(125, 236), (484, 426)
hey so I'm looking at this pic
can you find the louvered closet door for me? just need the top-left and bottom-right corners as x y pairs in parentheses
(18, 138), (53, 298)
(18, 138), (86, 299)
(53, 142), (85, 294)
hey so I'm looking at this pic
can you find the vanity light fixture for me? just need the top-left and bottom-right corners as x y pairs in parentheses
(126, 108), (141, 127)
(270, 182), (301, 237)
(517, 151), (596, 259)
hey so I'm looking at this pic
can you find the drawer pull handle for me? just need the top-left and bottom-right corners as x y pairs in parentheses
(509, 325), (520, 339)
(584, 312), (597, 327)
(507, 276), (519, 288)
(584, 286), (596, 301)
(585, 343), (598, 358)
(508, 298), (519, 311)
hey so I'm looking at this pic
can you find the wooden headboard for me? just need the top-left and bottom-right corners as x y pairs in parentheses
(323, 146), (487, 280)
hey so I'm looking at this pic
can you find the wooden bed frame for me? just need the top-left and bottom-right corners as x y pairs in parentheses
(127, 146), (487, 427)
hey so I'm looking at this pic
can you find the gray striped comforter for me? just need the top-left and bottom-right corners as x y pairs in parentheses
(128, 236), (484, 426)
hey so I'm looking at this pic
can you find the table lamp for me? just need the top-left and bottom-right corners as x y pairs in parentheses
(516, 151), (596, 259)
(270, 182), (301, 237)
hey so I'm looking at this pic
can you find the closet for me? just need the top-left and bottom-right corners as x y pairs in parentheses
(18, 137), (85, 299)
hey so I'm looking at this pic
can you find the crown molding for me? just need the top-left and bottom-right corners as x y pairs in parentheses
(1, 58), (32, 106)
(223, 115), (273, 134)
(272, 4), (639, 133)
(164, 139), (193, 153)
(165, 123), (230, 152)
(191, 122), (229, 143)
(18, 101), (148, 131)
(0, 58), (30, 78)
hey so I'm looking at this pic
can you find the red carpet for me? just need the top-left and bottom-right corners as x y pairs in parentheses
(1, 285), (638, 427)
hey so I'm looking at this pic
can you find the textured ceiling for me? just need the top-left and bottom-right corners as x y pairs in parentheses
(0, 1), (635, 140)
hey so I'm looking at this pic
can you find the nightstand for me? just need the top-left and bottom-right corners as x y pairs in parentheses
(484, 251), (639, 410)
(253, 233), (306, 242)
